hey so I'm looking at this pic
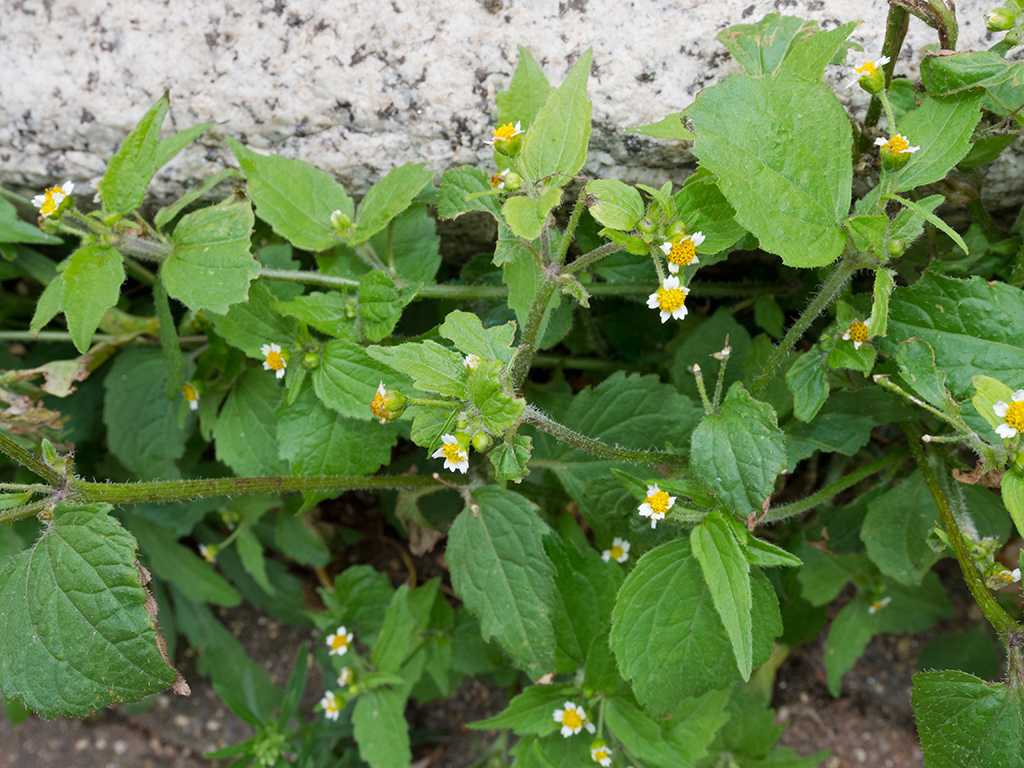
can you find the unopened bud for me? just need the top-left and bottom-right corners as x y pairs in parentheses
(471, 432), (495, 453)
(986, 7), (1015, 31)
(330, 209), (353, 235)
(665, 220), (689, 240)
(301, 351), (320, 371)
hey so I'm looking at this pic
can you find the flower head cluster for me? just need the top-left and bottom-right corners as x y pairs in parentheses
(875, 134), (920, 170)
(638, 484), (675, 529)
(868, 596), (892, 614)
(994, 390), (1024, 439)
(370, 381), (407, 424)
(842, 320), (870, 350)
(601, 537), (630, 564)
(660, 231), (705, 274)
(464, 354), (482, 370)
(489, 168), (520, 191)
(182, 382), (200, 411)
(326, 625), (354, 656)
(992, 567), (1022, 585)
(198, 543), (218, 563)
(590, 739), (613, 766)
(847, 56), (890, 93)
(433, 433), (469, 473)
(320, 690), (341, 721)
(32, 181), (74, 218)
(485, 121), (523, 156)
(261, 343), (287, 379)
(647, 276), (689, 323)
(553, 701), (596, 738)
(337, 667), (354, 687)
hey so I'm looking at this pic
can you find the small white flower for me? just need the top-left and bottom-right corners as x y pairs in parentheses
(846, 55), (890, 87)
(646, 275), (689, 323)
(601, 537), (630, 564)
(320, 690), (341, 720)
(337, 667), (353, 687)
(994, 389), (1024, 439)
(874, 134), (920, 154)
(484, 121), (522, 146)
(638, 484), (675, 529)
(868, 596), (892, 614)
(660, 231), (705, 274)
(590, 741), (613, 766)
(432, 434), (469, 474)
(464, 354), (482, 370)
(198, 543), (217, 563)
(261, 343), (287, 379)
(842, 320), (869, 350)
(182, 382), (200, 411)
(326, 625), (354, 656)
(553, 701), (596, 738)
(32, 181), (74, 217)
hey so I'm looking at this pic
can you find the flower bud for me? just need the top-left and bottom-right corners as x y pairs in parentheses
(301, 351), (320, 371)
(986, 7), (1015, 31)
(848, 56), (890, 95)
(330, 209), (353, 235)
(636, 217), (657, 236)
(665, 220), (689, 240)
(490, 168), (521, 191)
(886, 238), (906, 259)
(471, 432), (494, 453)
(370, 382), (408, 424)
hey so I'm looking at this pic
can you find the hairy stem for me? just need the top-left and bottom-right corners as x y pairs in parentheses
(0, 431), (64, 486)
(561, 242), (625, 276)
(552, 193), (588, 268)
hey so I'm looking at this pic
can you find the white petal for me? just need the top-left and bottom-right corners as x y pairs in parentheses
(601, 551), (611, 562)
(1012, 390), (1024, 402)
(874, 137), (887, 147)
(996, 423), (1018, 439)
(994, 401), (1010, 418)
(659, 310), (671, 323)
(647, 293), (661, 309)
(276, 368), (286, 379)
(691, 231), (705, 246)
(667, 263), (680, 274)
(660, 242), (672, 255)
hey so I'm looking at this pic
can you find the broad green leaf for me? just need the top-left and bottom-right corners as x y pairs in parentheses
(786, 347), (829, 422)
(888, 192), (943, 247)
(685, 71), (851, 268)
(826, 331), (876, 375)
(867, 267), (896, 338)
(313, 339), (403, 419)
(672, 169), (746, 254)
(971, 374), (1015, 433)
(626, 112), (694, 140)
(796, 542), (866, 606)
(438, 310), (516, 365)
(100, 93), (169, 214)
(372, 585), (417, 674)
(521, 49), (593, 186)
(741, 532), (803, 568)
(320, 565), (394, 645)
(212, 369), (287, 476)
(164, 194), (258, 313)
(895, 339), (953, 411)
(274, 291), (354, 338)
(610, 538), (781, 714)
(154, 121), (215, 169)
(366, 340), (468, 399)
(691, 509), (754, 678)
(488, 433), (533, 483)
(780, 20), (860, 81)
(861, 471), (941, 585)
(913, 670), (1024, 768)
(824, 596), (878, 696)
(497, 46), (551, 128)
(891, 93), (983, 193)
(876, 572), (953, 635)
(350, 163), (435, 245)
(226, 136), (352, 252)
(917, 626), (1002, 681)
(502, 240), (566, 349)
(437, 166), (503, 220)
(103, 347), (188, 478)
(717, 685), (785, 756)
(0, 503), (179, 718)
(717, 14), (816, 76)
(358, 271), (403, 341)
(604, 697), (692, 766)
(845, 214), (889, 254)
(690, 383), (786, 517)
(586, 180), (643, 231)
(371, 203), (441, 285)
(30, 275), (64, 334)
(352, 688), (412, 768)
(470, 684), (578, 735)
(0, 196), (61, 244)
(155, 167), (243, 231)
(274, 514), (330, 568)
(208, 281), (297, 359)
(124, 512), (240, 607)
(467, 359), (525, 434)
(1002, 469), (1024, 541)
(502, 188), (563, 240)
(447, 487), (556, 678)
(665, 688), (733, 762)
(61, 244), (124, 353)
(880, 274), (1024, 397)
(278, 385), (397, 477)
(921, 50), (1024, 96)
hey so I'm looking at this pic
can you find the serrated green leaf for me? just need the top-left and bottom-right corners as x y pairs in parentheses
(313, 339), (402, 419)
(604, 697), (691, 766)
(690, 383), (786, 517)
(61, 244), (124, 352)
(358, 271), (403, 341)
(685, 71), (851, 268)
(274, 291), (354, 337)
(0, 196), (61, 245)
(586, 179), (643, 231)
(502, 188), (563, 240)
(521, 49), (593, 186)
(921, 50), (1022, 95)
(467, 359), (525, 434)
(861, 471), (941, 585)
(0, 503), (179, 718)
(845, 214), (889, 253)
(447, 487), (556, 678)
(154, 122), (215, 169)
(100, 94), (170, 214)
(717, 14), (817, 76)
(824, 596), (877, 696)
(497, 46), (551, 128)
(226, 137), (352, 252)
(350, 163), (435, 245)
(469, 683), (578, 734)
(867, 267), (896, 338)
(371, 203), (440, 285)
(691, 509), (754, 678)
(366, 340), (468, 399)
(892, 93), (983, 193)
(742, 533), (803, 568)
(488, 434), (533, 483)
(437, 166), (503, 221)
(274, 514), (329, 567)
(626, 112), (694, 140)
(887, 193), (943, 249)
(913, 670), (1024, 768)
(610, 538), (781, 713)
(779, 20), (860, 81)
(352, 688), (412, 768)
(164, 194), (258, 313)
(880, 274), (1024, 398)
(30, 276), (64, 334)
(786, 347), (829, 422)
(103, 347), (188, 478)
(1002, 469), (1024, 540)
(208, 281), (297, 360)
(438, 310), (516, 366)
(212, 369), (286, 476)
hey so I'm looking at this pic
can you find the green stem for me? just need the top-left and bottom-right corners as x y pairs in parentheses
(522, 406), (687, 471)
(116, 231), (172, 263)
(864, 5), (909, 133)
(0, 331), (207, 344)
(0, 499), (51, 525)
(692, 364), (713, 415)
(1010, 238), (1024, 289)
(123, 255), (157, 285)
(561, 242), (622, 276)
(69, 474), (452, 506)
(878, 89), (898, 136)
(508, 272), (558, 389)
(763, 449), (909, 523)
(904, 421), (1018, 638)
(0, 431), (64, 486)
(751, 254), (861, 397)
(552, 193), (588, 268)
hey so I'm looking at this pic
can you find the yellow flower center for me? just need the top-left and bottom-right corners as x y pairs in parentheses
(855, 62), (877, 78)
(182, 383), (199, 402)
(592, 748), (609, 762)
(609, 545), (624, 561)
(666, 239), (697, 267)
(443, 443), (464, 463)
(265, 349), (285, 371)
(849, 321), (869, 343)
(331, 635), (349, 651)
(370, 391), (387, 420)
(39, 186), (65, 216)
(644, 490), (671, 515)
(886, 136), (910, 154)
(492, 123), (518, 141)
(562, 708), (583, 730)
(325, 697), (339, 712)
(490, 172), (505, 188)
(657, 287), (687, 314)
(1005, 401), (1024, 432)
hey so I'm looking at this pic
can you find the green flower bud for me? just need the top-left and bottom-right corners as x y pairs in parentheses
(301, 351), (320, 371)
(665, 220), (689, 241)
(886, 238), (906, 259)
(636, 217), (657, 235)
(848, 56), (890, 95)
(986, 7), (1015, 31)
(330, 208), (353, 235)
(490, 169), (522, 191)
(471, 432), (494, 452)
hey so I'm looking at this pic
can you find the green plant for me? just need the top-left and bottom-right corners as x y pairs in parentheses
(3, 3), (1024, 766)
